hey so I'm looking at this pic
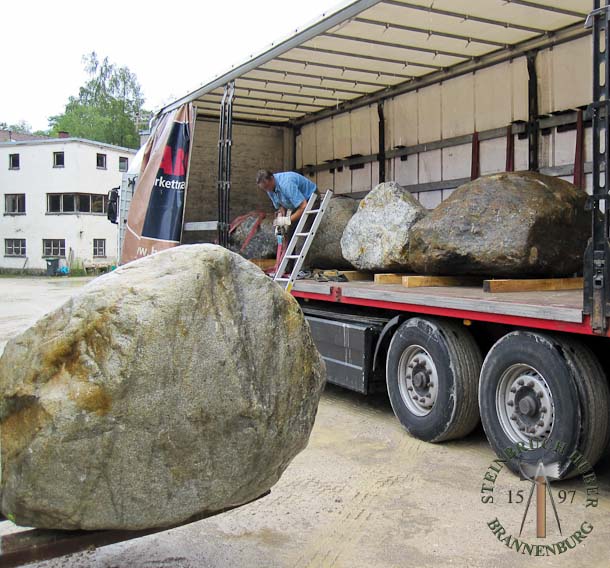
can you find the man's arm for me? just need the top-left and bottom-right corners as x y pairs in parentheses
(290, 200), (307, 223)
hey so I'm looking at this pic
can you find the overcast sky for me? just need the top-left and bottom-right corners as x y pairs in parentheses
(1, 0), (342, 131)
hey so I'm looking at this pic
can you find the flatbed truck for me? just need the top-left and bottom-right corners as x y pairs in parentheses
(123, 1), (610, 478)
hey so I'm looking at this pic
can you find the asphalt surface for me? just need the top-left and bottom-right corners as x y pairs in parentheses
(1, 276), (609, 568)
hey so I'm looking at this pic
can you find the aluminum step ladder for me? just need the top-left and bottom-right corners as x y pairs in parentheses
(274, 189), (333, 292)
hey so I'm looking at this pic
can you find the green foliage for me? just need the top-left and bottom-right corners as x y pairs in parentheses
(0, 120), (33, 133)
(49, 52), (150, 149)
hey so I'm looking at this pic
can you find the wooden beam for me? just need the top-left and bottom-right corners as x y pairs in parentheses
(374, 273), (405, 285)
(402, 276), (482, 288)
(483, 277), (584, 294)
(339, 270), (373, 281)
(0, 492), (269, 568)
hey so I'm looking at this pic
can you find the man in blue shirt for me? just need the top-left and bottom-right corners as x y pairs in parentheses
(256, 169), (318, 227)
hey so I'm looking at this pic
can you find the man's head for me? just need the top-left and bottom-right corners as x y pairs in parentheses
(256, 169), (275, 192)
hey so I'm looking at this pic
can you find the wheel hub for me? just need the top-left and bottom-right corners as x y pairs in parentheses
(412, 370), (429, 389)
(497, 365), (554, 443)
(398, 346), (439, 417)
(517, 394), (538, 417)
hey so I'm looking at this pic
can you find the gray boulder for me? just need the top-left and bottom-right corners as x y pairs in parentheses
(340, 182), (428, 271)
(229, 213), (276, 259)
(409, 171), (589, 276)
(0, 244), (325, 530)
(306, 196), (359, 270)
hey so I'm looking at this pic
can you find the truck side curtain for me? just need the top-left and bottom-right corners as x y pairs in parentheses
(121, 103), (195, 264)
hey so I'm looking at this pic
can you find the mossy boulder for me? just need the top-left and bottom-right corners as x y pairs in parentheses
(409, 172), (589, 276)
(306, 196), (358, 270)
(0, 244), (325, 530)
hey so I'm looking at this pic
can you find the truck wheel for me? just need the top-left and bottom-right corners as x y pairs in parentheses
(479, 331), (610, 478)
(386, 317), (482, 442)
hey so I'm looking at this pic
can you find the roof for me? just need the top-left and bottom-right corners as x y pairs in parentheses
(0, 129), (50, 142)
(0, 137), (138, 154)
(159, 0), (590, 126)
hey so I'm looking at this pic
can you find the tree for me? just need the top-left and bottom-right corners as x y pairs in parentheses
(49, 52), (150, 149)
(0, 120), (33, 133)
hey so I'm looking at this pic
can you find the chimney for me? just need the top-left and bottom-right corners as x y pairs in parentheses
(58, 131), (69, 139)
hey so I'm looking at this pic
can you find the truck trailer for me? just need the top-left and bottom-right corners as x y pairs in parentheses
(121, 0), (609, 477)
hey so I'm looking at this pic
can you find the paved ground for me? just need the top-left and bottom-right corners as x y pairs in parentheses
(1, 276), (610, 567)
(0, 276), (93, 354)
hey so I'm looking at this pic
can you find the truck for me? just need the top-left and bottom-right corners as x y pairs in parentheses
(116, 0), (607, 478)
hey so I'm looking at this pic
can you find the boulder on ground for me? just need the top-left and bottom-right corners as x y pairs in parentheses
(229, 212), (276, 259)
(409, 171), (589, 277)
(0, 245), (325, 530)
(340, 182), (428, 271)
(306, 196), (359, 270)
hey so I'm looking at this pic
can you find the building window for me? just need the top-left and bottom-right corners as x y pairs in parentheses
(5, 239), (26, 257)
(53, 151), (65, 168)
(47, 193), (108, 214)
(119, 156), (129, 172)
(77, 194), (91, 213)
(93, 239), (106, 257)
(97, 153), (107, 169)
(42, 239), (66, 257)
(47, 194), (61, 213)
(62, 194), (75, 212)
(5, 194), (26, 214)
(9, 154), (20, 170)
(91, 194), (105, 213)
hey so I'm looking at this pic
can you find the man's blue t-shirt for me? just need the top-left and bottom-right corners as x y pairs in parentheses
(267, 172), (317, 210)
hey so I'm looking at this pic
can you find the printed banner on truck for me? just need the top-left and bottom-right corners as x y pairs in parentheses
(121, 103), (195, 264)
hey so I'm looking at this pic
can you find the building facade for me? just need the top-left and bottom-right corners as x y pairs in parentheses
(0, 136), (136, 273)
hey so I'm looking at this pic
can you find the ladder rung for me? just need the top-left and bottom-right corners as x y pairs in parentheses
(275, 277), (290, 281)
(285, 255), (300, 259)
(295, 232), (309, 237)
(305, 209), (321, 214)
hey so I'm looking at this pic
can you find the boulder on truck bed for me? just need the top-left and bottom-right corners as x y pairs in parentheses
(408, 171), (590, 277)
(341, 182), (428, 271)
(305, 196), (358, 270)
(229, 212), (277, 259)
(0, 244), (325, 530)
(229, 198), (358, 269)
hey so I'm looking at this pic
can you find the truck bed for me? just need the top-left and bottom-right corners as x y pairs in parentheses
(292, 280), (602, 337)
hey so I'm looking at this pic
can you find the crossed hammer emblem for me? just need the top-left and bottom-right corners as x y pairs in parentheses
(518, 460), (563, 539)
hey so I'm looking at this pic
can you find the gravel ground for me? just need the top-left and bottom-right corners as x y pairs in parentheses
(1, 276), (609, 568)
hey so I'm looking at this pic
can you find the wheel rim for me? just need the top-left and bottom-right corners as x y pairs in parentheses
(495, 363), (555, 444)
(397, 344), (438, 417)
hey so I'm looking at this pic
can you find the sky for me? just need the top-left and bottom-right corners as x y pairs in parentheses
(1, 0), (343, 132)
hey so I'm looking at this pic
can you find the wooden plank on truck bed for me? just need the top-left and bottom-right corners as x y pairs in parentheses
(483, 277), (584, 293)
(402, 275), (482, 288)
(374, 273), (405, 285)
(339, 271), (373, 281)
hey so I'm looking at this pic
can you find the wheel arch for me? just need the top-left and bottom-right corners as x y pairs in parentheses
(372, 315), (406, 373)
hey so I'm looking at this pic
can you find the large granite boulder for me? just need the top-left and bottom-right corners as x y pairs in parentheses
(229, 212), (276, 259)
(409, 172), (589, 276)
(0, 245), (325, 530)
(306, 196), (358, 270)
(340, 182), (428, 271)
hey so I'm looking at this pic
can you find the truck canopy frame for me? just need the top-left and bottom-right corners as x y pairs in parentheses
(158, 0), (589, 126)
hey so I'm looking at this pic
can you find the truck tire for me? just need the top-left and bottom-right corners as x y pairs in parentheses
(386, 317), (482, 442)
(479, 331), (610, 478)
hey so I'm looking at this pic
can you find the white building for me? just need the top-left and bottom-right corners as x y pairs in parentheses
(0, 135), (136, 273)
